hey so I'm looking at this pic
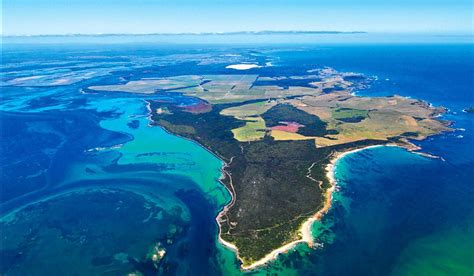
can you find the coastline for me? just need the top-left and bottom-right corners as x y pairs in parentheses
(217, 144), (390, 271)
(145, 101), (442, 270)
(224, 144), (418, 270)
(148, 110), (444, 270)
(145, 102), (447, 271)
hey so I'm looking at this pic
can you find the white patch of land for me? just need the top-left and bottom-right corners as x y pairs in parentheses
(226, 64), (262, 70)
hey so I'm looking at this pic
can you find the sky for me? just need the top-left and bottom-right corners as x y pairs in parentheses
(1, 0), (473, 35)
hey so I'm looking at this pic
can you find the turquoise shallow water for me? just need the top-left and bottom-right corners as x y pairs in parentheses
(0, 44), (472, 275)
(0, 63), (233, 274)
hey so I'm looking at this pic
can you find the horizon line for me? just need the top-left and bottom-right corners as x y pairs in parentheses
(1, 30), (368, 38)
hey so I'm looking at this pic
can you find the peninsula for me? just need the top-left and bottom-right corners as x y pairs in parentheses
(88, 67), (451, 269)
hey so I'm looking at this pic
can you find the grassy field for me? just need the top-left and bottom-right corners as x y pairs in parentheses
(220, 100), (276, 118)
(231, 117), (266, 142)
(89, 74), (327, 103)
(332, 107), (368, 122)
(270, 130), (314, 141)
(287, 93), (450, 147)
(89, 75), (203, 94)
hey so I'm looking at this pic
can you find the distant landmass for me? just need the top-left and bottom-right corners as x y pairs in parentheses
(2, 30), (367, 38)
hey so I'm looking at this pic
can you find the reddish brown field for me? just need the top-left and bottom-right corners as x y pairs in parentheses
(271, 121), (304, 133)
(182, 102), (212, 114)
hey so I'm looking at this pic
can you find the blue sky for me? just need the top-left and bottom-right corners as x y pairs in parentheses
(2, 0), (473, 35)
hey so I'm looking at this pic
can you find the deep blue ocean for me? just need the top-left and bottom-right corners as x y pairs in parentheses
(1, 43), (473, 275)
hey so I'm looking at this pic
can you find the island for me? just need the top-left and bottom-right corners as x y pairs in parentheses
(463, 107), (474, 113)
(88, 67), (452, 269)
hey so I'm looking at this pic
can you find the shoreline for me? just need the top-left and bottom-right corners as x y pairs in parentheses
(144, 100), (445, 271)
(144, 102), (442, 270)
(225, 144), (401, 271)
(143, 100), (377, 270)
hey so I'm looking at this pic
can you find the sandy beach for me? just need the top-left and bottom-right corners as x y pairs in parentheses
(218, 144), (390, 271)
